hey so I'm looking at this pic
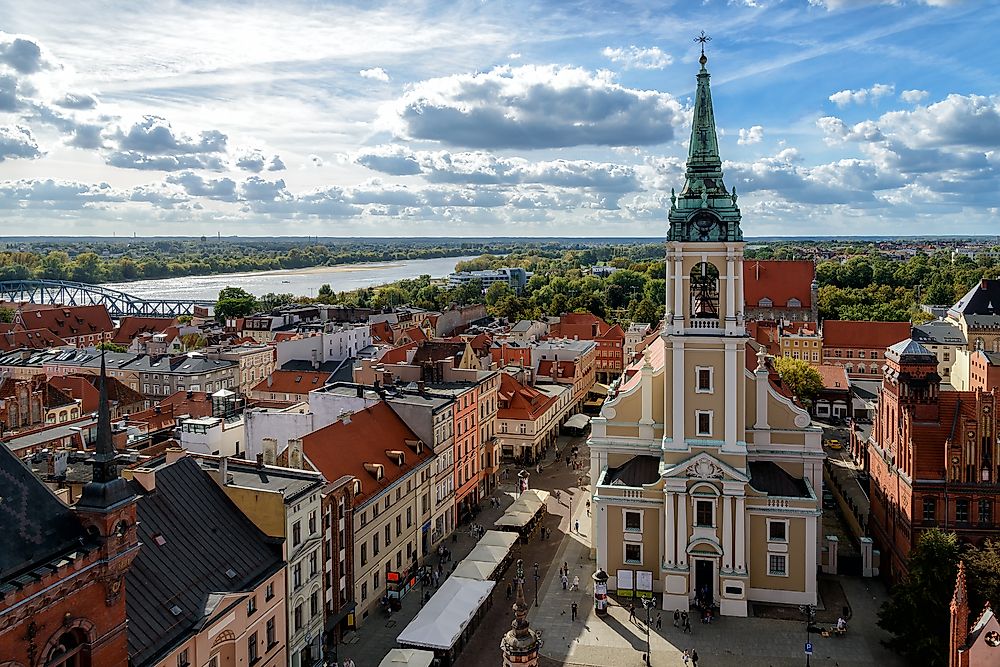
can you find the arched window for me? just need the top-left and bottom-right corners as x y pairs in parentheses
(45, 629), (91, 667)
(690, 263), (720, 320)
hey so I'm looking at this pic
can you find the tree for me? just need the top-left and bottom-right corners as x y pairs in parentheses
(773, 356), (823, 408)
(258, 292), (295, 312)
(215, 287), (259, 321)
(629, 298), (660, 326)
(96, 342), (127, 353)
(964, 538), (1000, 615)
(0, 306), (13, 323)
(878, 529), (961, 667)
(485, 282), (514, 309)
(317, 284), (335, 302)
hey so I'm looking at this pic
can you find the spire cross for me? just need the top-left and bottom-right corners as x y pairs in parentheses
(695, 31), (711, 56)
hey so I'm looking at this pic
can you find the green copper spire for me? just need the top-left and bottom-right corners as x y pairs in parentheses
(667, 39), (743, 243)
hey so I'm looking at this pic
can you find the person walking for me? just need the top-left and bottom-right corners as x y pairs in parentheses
(561, 574), (568, 590)
(673, 609), (680, 627)
(628, 602), (636, 622)
(506, 581), (512, 599)
(575, 519), (580, 533)
(571, 601), (578, 621)
(656, 613), (662, 630)
(690, 648), (699, 667)
(683, 615), (692, 634)
(682, 650), (690, 666)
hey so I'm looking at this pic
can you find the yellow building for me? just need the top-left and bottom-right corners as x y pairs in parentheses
(589, 52), (823, 617)
(779, 323), (823, 366)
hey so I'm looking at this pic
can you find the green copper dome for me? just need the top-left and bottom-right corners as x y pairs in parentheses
(667, 53), (743, 243)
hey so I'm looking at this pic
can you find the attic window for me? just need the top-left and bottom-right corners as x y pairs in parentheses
(153, 533), (167, 546)
(170, 605), (182, 616)
(226, 568), (237, 579)
(758, 298), (773, 308)
(787, 298), (801, 308)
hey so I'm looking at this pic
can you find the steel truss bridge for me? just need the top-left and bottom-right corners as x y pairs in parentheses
(0, 279), (216, 318)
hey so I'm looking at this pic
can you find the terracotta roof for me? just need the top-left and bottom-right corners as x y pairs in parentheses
(379, 341), (418, 364)
(15, 304), (114, 340)
(0, 328), (68, 351)
(815, 365), (850, 391)
(302, 402), (432, 504)
(157, 390), (216, 418)
(410, 341), (465, 365)
(597, 323), (625, 342)
(49, 373), (146, 413)
(491, 345), (531, 367)
(537, 359), (576, 380)
(548, 312), (610, 340)
(497, 373), (558, 421)
(743, 260), (814, 308)
(747, 321), (780, 356)
(251, 370), (332, 395)
(400, 327), (428, 343)
(111, 316), (176, 345)
(823, 320), (910, 349)
(272, 331), (299, 343)
(371, 320), (394, 344)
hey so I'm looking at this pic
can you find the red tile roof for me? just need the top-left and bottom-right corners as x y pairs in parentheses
(379, 341), (418, 364)
(371, 321), (394, 344)
(111, 317), (177, 345)
(49, 373), (146, 414)
(250, 370), (332, 395)
(302, 402), (432, 503)
(498, 373), (557, 421)
(823, 320), (910, 349)
(492, 345), (531, 367)
(815, 365), (850, 391)
(597, 323), (625, 342)
(747, 321), (780, 356)
(15, 305), (114, 340)
(743, 260), (814, 308)
(0, 328), (68, 351)
(548, 313), (610, 340)
(537, 359), (576, 380)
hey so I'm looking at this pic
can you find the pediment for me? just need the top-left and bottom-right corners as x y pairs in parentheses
(662, 451), (749, 483)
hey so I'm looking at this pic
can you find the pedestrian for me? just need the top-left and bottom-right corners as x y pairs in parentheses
(673, 609), (679, 627)
(691, 648), (699, 667)
(684, 616), (692, 634)
(572, 575), (579, 591)
(656, 613), (662, 630)
(682, 650), (690, 666)
(628, 602), (635, 622)
(571, 601), (578, 621)
(506, 581), (512, 599)
(574, 519), (579, 533)
(566, 455), (571, 467)
(561, 574), (568, 590)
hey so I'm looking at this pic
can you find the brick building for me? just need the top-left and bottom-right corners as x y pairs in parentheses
(742, 260), (817, 322)
(821, 320), (911, 379)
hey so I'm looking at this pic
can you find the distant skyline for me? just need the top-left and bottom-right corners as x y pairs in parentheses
(0, 0), (997, 237)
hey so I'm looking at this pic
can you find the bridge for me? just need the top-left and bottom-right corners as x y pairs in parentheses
(0, 279), (216, 318)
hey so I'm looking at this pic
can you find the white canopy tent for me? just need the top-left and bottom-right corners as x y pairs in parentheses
(452, 560), (496, 581)
(564, 413), (591, 429)
(494, 510), (536, 529)
(463, 544), (510, 566)
(477, 530), (519, 549)
(378, 649), (435, 667)
(397, 577), (496, 651)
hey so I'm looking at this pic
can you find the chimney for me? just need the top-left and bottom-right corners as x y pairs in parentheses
(356, 384), (364, 398)
(311, 349), (319, 371)
(165, 447), (187, 465)
(417, 380), (426, 395)
(262, 437), (277, 466)
(130, 467), (156, 491)
(256, 452), (265, 468)
(186, 390), (193, 399)
(288, 438), (303, 469)
(218, 456), (229, 486)
(267, 373), (273, 388)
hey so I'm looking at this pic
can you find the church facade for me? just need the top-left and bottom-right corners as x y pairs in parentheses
(589, 51), (824, 616)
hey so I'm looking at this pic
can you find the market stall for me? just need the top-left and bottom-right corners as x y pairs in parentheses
(396, 577), (496, 666)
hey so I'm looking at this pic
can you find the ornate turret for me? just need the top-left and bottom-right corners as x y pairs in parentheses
(76, 352), (134, 511)
(668, 34), (743, 243)
(500, 559), (540, 666)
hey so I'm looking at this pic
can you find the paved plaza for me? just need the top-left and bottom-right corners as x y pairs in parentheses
(338, 432), (907, 667)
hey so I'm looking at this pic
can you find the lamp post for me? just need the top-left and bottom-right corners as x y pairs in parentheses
(533, 562), (540, 607)
(800, 604), (815, 666)
(642, 597), (653, 665)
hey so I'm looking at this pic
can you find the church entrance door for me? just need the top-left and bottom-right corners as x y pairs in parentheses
(694, 558), (714, 602)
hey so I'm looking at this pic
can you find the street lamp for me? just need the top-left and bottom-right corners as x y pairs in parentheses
(533, 562), (539, 608)
(800, 604), (815, 666)
(642, 596), (654, 665)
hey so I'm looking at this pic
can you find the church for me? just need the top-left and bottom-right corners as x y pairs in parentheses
(589, 48), (824, 616)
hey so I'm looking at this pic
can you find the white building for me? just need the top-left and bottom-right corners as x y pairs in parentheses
(447, 267), (529, 293)
(275, 324), (372, 369)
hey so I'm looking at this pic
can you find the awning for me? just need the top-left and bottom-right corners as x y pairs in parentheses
(477, 530), (519, 549)
(494, 510), (537, 528)
(452, 560), (496, 581)
(324, 601), (356, 631)
(564, 413), (591, 429)
(379, 648), (435, 667)
(463, 544), (510, 566)
(590, 383), (610, 396)
(397, 577), (496, 651)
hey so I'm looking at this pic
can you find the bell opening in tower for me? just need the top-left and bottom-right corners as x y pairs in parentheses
(691, 262), (720, 319)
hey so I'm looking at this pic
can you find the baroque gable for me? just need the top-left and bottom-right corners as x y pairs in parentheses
(663, 451), (749, 483)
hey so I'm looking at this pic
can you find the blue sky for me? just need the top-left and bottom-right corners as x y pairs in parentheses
(0, 0), (997, 237)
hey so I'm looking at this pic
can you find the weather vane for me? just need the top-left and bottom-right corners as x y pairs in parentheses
(695, 31), (712, 56)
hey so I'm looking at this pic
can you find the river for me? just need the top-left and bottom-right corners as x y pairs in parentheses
(100, 255), (480, 301)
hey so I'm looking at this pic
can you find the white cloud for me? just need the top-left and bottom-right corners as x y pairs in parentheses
(235, 148), (285, 173)
(828, 83), (895, 107)
(601, 45), (672, 70)
(384, 64), (683, 149)
(0, 124), (41, 161)
(165, 171), (238, 201)
(737, 125), (764, 145)
(359, 67), (390, 82)
(900, 89), (929, 104)
(0, 34), (56, 74)
(508, 52), (522, 60)
(808, 0), (961, 9)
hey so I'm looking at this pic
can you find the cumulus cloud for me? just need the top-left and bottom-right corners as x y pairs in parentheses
(54, 92), (97, 109)
(601, 45), (672, 70)
(106, 116), (229, 170)
(737, 125), (764, 145)
(0, 178), (121, 209)
(0, 124), (41, 161)
(0, 34), (55, 74)
(354, 144), (422, 175)
(235, 148), (285, 172)
(828, 83), (895, 107)
(360, 67), (390, 82)
(166, 171), (238, 201)
(900, 89), (929, 104)
(383, 64), (683, 149)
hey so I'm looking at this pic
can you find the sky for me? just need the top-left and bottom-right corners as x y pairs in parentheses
(0, 0), (998, 238)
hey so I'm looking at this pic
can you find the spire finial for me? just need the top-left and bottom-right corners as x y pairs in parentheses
(695, 31), (711, 67)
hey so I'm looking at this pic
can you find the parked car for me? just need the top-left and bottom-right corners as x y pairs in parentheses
(826, 439), (843, 450)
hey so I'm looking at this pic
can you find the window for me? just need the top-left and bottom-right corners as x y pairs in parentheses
(361, 582), (368, 601)
(957, 499), (970, 523)
(858, 350), (866, 359)
(247, 595), (257, 616)
(374, 571), (380, 591)
(292, 521), (302, 547)
(265, 582), (274, 601)
(293, 563), (302, 588)
(360, 510), (367, 528)
(696, 367), (713, 393)
(943, 351), (951, 361)
(624, 510), (642, 532)
(266, 617), (276, 648)
(385, 524), (392, 546)
(248, 632), (259, 663)
(177, 649), (190, 667)
(768, 520), (787, 542)
(361, 544), (367, 566)
(294, 603), (303, 631)
(310, 591), (319, 617)
(922, 497), (936, 523)
(979, 499), (992, 526)
(396, 515), (402, 537)
(309, 550), (318, 576)
(696, 411), (712, 437)
(768, 554), (787, 576)
(624, 543), (642, 564)
(373, 534), (379, 556)
(308, 511), (317, 535)
(695, 500), (713, 527)
(406, 507), (412, 528)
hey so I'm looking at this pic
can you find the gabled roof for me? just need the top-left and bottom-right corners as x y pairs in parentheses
(497, 373), (557, 421)
(411, 341), (465, 365)
(250, 370), (332, 395)
(822, 320), (910, 349)
(949, 279), (1000, 318)
(912, 319), (967, 346)
(302, 402), (432, 505)
(379, 341), (418, 364)
(0, 442), (87, 585)
(743, 260), (814, 308)
(748, 461), (811, 498)
(126, 456), (283, 665)
(0, 328), (68, 351)
(548, 312), (610, 340)
(15, 304), (114, 339)
(111, 317), (177, 345)
(537, 359), (576, 381)
(49, 373), (146, 413)
(597, 323), (625, 342)
(815, 365), (850, 391)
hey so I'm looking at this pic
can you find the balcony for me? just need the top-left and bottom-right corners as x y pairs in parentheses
(688, 318), (720, 330)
